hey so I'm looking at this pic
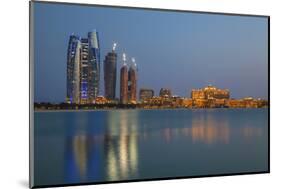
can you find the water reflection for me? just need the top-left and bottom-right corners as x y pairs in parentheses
(156, 111), (265, 145)
(163, 128), (172, 143)
(242, 126), (263, 138)
(73, 135), (87, 178)
(63, 110), (266, 184)
(158, 112), (230, 144)
(64, 110), (139, 183)
(105, 110), (139, 181)
(189, 113), (230, 144)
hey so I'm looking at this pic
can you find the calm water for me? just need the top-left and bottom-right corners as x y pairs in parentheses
(33, 109), (268, 186)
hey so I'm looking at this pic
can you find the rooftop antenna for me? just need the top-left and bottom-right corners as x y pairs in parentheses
(122, 53), (127, 66)
(132, 57), (138, 71)
(112, 42), (117, 51)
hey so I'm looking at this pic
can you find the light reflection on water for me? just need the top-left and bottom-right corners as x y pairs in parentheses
(34, 109), (268, 186)
(72, 135), (87, 179)
(105, 110), (139, 181)
(65, 110), (140, 182)
(189, 113), (230, 144)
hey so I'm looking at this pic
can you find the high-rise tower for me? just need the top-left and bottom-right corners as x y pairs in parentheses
(87, 31), (100, 102)
(128, 58), (137, 103)
(80, 37), (89, 104)
(66, 31), (100, 104)
(104, 43), (117, 100)
(120, 53), (128, 104)
(66, 34), (81, 104)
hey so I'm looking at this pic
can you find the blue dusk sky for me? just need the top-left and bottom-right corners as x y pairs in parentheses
(32, 2), (268, 103)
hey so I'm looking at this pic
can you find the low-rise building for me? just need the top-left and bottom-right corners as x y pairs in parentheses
(139, 88), (154, 102)
(159, 88), (172, 98)
(95, 96), (108, 104)
(191, 85), (230, 108)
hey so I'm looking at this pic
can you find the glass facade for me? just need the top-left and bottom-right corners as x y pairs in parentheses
(104, 50), (117, 100)
(80, 38), (89, 104)
(66, 31), (100, 104)
(66, 35), (81, 104)
(88, 31), (100, 102)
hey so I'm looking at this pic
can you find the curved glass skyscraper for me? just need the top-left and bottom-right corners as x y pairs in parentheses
(66, 35), (81, 104)
(87, 31), (100, 102)
(66, 31), (100, 104)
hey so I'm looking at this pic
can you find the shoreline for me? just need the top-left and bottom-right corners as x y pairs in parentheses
(34, 107), (268, 113)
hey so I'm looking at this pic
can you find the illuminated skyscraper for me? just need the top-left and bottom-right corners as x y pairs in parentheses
(66, 34), (81, 104)
(66, 31), (100, 104)
(128, 58), (137, 103)
(120, 54), (128, 104)
(120, 66), (128, 104)
(80, 37), (89, 104)
(87, 31), (100, 102)
(120, 55), (138, 104)
(104, 43), (117, 100)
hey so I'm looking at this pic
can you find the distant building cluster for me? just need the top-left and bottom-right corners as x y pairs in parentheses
(189, 85), (267, 108)
(35, 84), (267, 110)
(137, 85), (267, 109)
(66, 31), (137, 105)
(35, 30), (268, 111)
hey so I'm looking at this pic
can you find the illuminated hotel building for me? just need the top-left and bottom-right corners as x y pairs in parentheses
(203, 85), (230, 99)
(191, 89), (205, 99)
(191, 85), (230, 108)
(104, 43), (117, 100)
(66, 31), (100, 104)
(128, 60), (137, 103)
(120, 55), (137, 104)
(191, 85), (230, 100)
(120, 54), (128, 104)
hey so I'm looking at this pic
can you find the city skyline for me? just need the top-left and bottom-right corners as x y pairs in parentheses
(33, 2), (268, 103)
